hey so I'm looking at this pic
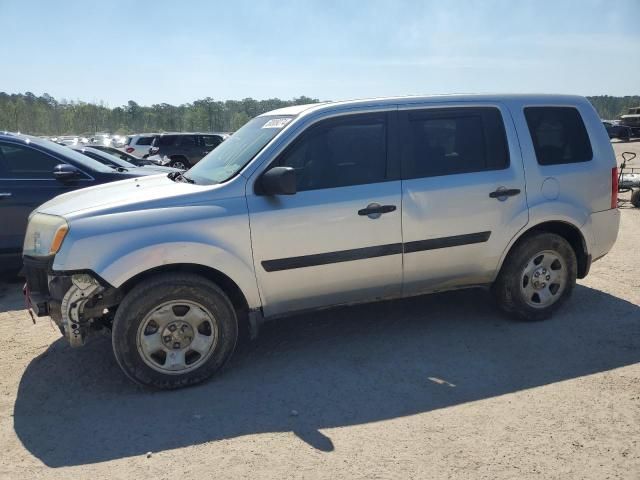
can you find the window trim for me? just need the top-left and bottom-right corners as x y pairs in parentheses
(258, 111), (398, 193)
(398, 106), (511, 180)
(522, 105), (594, 166)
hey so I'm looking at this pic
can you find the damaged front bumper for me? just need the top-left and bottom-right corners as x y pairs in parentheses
(23, 255), (121, 347)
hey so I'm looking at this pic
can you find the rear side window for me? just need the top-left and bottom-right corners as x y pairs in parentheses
(275, 113), (388, 191)
(401, 107), (509, 179)
(0, 142), (60, 179)
(136, 136), (154, 146)
(524, 107), (593, 166)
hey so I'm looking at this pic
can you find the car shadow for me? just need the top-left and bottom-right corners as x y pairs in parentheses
(13, 285), (640, 467)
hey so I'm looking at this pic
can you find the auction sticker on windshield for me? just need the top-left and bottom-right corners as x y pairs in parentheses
(262, 118), (292, 129)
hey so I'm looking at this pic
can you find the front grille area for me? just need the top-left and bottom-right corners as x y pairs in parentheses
(22, 255), (53, 296)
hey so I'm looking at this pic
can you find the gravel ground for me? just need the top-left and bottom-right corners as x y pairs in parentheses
(0, 142), (638, 479)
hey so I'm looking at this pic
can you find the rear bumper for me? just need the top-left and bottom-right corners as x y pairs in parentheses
(587, 208), (620, 263)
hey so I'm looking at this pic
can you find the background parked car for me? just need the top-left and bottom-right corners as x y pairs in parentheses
(0, 133), (157, 271)
(69, 145), (181, 174)
(603, 120), (631, 141)
(88, 145), (174, 168)
(147, 132), (229, 169)
(124, 134), (158, 157)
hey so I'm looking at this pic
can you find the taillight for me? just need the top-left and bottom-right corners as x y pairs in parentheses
(611, 167), (618, 209)
(125, 147), (135, 153)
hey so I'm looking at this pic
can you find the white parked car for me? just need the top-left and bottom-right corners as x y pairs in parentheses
(123, 133), (158, 157)
(23, 94), (620, 389)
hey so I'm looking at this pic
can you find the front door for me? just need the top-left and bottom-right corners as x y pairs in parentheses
(398, 104), (529, 295)
(0, 141), (79, 260)
(247, 112), (403, 317)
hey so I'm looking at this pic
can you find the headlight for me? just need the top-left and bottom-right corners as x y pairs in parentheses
(159, 155), (171, 165)
(23, 213), (69, 257)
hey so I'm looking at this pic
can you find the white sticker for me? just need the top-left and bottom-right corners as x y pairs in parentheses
(262, 118), (292, 129)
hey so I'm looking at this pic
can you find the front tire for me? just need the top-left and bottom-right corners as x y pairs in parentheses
(112, 273), (238, 389)
(493, 232), (577, 321)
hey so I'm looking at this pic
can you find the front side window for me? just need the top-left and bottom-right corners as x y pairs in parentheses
(0, 142), (60, 179)
(178, 135), (197, 148)
(401, 107), (509, 179)
(524, 107), (593, 166)
(274, 113), (388, 191)
(156, 135), (177, 147)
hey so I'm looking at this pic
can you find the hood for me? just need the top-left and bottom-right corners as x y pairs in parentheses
(36, 174), (216, 218)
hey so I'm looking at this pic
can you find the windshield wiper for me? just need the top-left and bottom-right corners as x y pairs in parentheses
(167, 171), (195, 184)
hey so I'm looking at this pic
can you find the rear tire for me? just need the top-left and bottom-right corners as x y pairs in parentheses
(493, 232), (577, 321)
(170, 157), (188, 170)
(631, 190), (640, 208)
(112, 273), (238, 389)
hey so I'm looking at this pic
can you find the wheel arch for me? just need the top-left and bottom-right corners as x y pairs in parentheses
(118, 263), (252, 339)
(496, 220), (590, 280)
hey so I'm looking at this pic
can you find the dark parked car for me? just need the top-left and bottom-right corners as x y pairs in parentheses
(603, 120), (631, 141)
(0, 133), (157, 271)
(148, 132), (229, 169)
(69, 145), (181, 174)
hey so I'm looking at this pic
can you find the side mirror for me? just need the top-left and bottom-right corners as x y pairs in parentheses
(259, 167), (297, 195)
(53, 163), (82, 181)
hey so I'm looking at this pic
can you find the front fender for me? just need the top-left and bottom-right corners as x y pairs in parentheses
(51, 201), (261, 309)
(98, 242), (261, 309)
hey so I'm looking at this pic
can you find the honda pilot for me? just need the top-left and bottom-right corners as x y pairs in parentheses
(22, 95), (620, 389)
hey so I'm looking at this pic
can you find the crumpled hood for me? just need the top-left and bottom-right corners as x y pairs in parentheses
(36, 174), (214, 218)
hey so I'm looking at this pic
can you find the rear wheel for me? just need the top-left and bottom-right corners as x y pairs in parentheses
(631, 189), (640, 208)
(112, 273), (238, 389)
(170, 157), (188, 170)
(493, 232), (577, 321)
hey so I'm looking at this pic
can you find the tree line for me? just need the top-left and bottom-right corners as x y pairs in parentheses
(0, 92), (320, 136)
(0, 92), (638, 136)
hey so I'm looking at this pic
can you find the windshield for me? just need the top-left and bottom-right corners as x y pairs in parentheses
(186, 115), (294, 184)
(78, 148), (135, 169)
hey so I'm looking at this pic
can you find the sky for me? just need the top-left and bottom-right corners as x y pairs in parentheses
(1, 0), (639, 106)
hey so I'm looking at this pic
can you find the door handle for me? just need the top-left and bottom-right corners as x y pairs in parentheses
(358, 203), (396, 218)
(0, 192), (12, 199)
(489, 188), (520, 199)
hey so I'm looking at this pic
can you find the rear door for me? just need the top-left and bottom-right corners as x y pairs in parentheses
(399, 104), (529, 295)
(247, 111), (403, 317)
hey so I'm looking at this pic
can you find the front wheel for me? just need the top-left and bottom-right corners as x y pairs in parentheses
(112, 273), (238, 389)
(493, 232), (577, 321)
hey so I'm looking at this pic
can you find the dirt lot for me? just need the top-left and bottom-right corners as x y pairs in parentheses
(0, 143), (639, 479)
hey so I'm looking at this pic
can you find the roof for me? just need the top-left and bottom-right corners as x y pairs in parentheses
(259, 94), (589, 118)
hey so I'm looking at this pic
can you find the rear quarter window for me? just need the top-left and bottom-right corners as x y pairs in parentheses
(524, 107), (593, 166)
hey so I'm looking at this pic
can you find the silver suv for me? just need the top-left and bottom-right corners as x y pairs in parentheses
(23, 94), (620, 389)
